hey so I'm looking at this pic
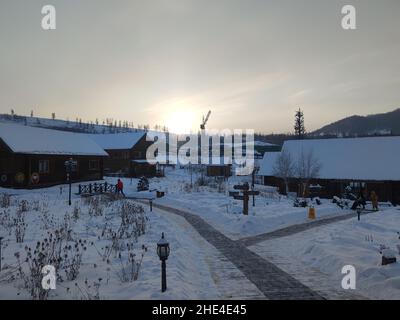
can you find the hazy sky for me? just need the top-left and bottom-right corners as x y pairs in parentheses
(1, 0), (400, 133)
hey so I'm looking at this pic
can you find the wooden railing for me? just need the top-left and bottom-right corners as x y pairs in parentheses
(78, 182), (116, 195)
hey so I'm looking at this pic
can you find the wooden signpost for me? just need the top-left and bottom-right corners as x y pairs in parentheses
(230, 182), (260, 215)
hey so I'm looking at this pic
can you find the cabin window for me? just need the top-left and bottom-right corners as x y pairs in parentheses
(38, 160), (50, 174)
(89, 160), (100, 171)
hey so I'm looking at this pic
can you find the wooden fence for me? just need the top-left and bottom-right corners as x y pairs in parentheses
(78, 182), (117, 195)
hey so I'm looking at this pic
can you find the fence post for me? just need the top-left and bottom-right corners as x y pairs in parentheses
(78, 184), (81, 195)
(105, 181), (108, 192)
(89, 184), (92, 194)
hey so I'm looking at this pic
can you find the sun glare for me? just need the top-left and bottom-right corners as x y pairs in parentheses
(166, 110), (198, 134)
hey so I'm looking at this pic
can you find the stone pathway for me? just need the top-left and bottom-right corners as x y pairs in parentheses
(249, 239), (366, 300)
(148, 202), (324, 300)
(238, 210), (373, 247)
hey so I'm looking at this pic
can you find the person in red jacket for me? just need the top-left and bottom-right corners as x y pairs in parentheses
(116, 179), (125, 196)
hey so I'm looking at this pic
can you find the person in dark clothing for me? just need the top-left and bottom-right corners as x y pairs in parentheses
(358, 187), (366, 209)
(116, 179), (125, 196)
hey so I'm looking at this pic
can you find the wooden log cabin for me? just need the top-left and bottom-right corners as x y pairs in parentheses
(0, 123), (108, 188)
(88, 132), (156, 177)
(258, 136), (400, 205)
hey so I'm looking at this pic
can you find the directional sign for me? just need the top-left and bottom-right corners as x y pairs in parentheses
(229, 191), (240, 197)
(247, 191), (260, 196)
(233, 195), (245, 200)
(233, 184), (249, 191)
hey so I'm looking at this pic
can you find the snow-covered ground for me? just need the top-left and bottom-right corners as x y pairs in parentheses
(0, 184), (224, 299)
(109, 168), (354, 240)
(1, 167), (400, 300)
(249, 208), (400, 300)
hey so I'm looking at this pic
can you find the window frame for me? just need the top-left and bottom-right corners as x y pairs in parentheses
(38, 160), (50, 174)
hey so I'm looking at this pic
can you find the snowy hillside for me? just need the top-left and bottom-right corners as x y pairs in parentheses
(0, 113), (144, 134)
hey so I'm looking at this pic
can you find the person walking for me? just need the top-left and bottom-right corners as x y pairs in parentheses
(370, 191), (379, 211)
(117, 178), (125, 197)
(358, 187), (366, 210)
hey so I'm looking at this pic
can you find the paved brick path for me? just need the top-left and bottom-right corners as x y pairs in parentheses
(149, 202), (324, 300)
(238, 210), (373, 247)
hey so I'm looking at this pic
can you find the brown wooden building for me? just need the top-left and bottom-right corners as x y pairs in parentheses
(206, 164), (232, 177)
(0, 123), (108, 188)
(88, 132), (155, 177)
(258, 137), (400, 205)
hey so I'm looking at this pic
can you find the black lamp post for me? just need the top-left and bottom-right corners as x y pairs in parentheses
(0, 236), (3, 272)
(157, 233), (170, 292)
(64, 158), (77, 206)
(357, 208), (361, 221)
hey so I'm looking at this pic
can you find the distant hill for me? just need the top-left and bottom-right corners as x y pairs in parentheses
(312, 108), (400, 137)
(0, 113), (145, 134)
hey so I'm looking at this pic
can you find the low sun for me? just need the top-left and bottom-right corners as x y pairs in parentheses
(166, 110), (198, 134)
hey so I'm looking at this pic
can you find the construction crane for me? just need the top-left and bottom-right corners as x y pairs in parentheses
(200, 110), (211, 131)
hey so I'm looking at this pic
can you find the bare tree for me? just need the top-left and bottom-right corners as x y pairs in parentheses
(273, 150), (295, 194)
(295, 149), (321, 197)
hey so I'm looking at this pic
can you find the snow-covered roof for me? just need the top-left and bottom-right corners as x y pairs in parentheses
(0, 123), (108, 156)
(257, 152), (281, 176)
(254, 140), (278, 147)
(88, 132), (146, 150)
(259, 137), (400, 181)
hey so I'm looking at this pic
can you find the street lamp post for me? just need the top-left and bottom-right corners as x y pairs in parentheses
(251, 169), (256, 207)
(157, 233), (170, 292)
(0, 236), (3, 272)
(64, 158), (77, 206)
(189, 162), (193, 188)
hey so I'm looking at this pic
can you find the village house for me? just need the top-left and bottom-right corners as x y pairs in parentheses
(0, 123), (108, 188)
(88, 132), (157, 177)
(258, 136), (400, 205)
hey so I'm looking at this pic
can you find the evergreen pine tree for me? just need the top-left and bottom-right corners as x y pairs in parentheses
(294, 108), (306, 139)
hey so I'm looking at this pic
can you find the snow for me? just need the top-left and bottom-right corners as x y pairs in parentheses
(0, 184), (223, 299)
(248, 208), (400, 299)
(257, 152), (280, 176)
(0, 123), (108, 156)
(108, 168), (351, 240)
(259, 136), (400, 181)
(254, 141), (278, 147)
(2, 165), (400, 300)
(88, 132), (146, 150)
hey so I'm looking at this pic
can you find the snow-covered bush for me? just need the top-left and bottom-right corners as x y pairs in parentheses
(87, 196), (105, 217)
(19, 200), (29, 212)
(74, 279), (101, 300)
(62, 240), (86, 281)
(117, 201), (147, 240)
(0, 193), (11, 208)
(72, 202), (81, 221)
(0, 209), (13, 234)
(14, 209), (26, 243)
(117, 243), (147, 282)
(15, 230), (86, 299)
